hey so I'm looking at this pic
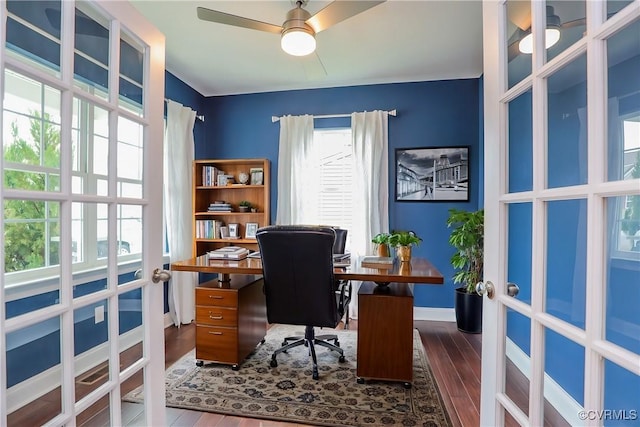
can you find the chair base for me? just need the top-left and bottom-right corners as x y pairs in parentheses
(270, 325), (345, 380)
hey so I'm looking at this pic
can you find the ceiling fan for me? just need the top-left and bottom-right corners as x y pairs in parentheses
(507, 3), (588, 60)
(197, 1), (386, 58)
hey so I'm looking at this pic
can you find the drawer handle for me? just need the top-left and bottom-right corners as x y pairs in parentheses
(208, 331), (223, 335)
(208, 295), (223, 299)
(209, 315), (223, 320)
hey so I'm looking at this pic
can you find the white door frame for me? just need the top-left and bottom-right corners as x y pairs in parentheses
(0, 1), (166, 425)
(481, 0), (640, 426)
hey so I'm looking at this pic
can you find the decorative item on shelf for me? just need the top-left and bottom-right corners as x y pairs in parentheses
(238, 172), (250, 185)
(371, 233), (391, 257)
(250, 167), (264, 185)
(447, 208), (484, 334)
(245, 222), (258, 239)
(389, 230), (421, 263)
(238, 200), (251, 212)
(228, 223), (239, 238)
(216, 174), (228, 187)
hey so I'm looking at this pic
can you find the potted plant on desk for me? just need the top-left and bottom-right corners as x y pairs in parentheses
(371, 232), (391, 257)
(389, 231), (421, 263)
(447, 208), (484, 334)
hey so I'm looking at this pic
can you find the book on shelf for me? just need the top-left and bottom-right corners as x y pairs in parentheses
(195, 219), (224, 239)
(202, 166), (222, 187)
(360, 256), (394, 268)
(247, 251), (261, 258)
(208, 246), (249, 260)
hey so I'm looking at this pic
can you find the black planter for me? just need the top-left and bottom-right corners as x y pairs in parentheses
(454, 287), (483, 334)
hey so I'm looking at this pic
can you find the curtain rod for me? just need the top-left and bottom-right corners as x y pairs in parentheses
(164, 98), (205, 122)
(271, 109), (397, 123)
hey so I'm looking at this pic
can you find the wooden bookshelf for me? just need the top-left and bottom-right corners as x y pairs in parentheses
(192, 158), (270, 256)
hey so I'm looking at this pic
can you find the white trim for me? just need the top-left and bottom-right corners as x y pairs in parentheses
(6, 326), (143, 413)
(414, 307), (456, 323)
(506, 337), (583, 426)
(164, 312), (174, 328)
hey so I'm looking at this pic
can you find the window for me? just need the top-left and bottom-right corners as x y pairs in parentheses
(613, 113), (640, 257)
(307, 128), (353, 246)
(3, 0), (146, 286)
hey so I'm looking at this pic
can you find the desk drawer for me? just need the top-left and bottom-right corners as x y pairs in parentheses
(196, 306), (237, 327)
(196, 288), (238, 308)
(196, 325), (238, 364)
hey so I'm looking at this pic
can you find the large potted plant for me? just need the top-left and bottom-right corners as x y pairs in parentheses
(447, 208), (484, 333)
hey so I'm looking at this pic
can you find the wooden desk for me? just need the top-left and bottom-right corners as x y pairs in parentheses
(171, 255), (444, 383)
(171, 254), (444, 285)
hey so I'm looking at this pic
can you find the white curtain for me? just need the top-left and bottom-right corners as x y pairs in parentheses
(164, 100), (198, 326)
(275, 115), (315, 224)
(350, 110), (390, 317)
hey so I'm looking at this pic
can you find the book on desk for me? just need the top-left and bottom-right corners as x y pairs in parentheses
(208, 246), (249, 260)
(360, 256), (394, 268)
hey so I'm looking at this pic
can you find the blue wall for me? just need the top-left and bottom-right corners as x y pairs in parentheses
(199, 79), (482, 309)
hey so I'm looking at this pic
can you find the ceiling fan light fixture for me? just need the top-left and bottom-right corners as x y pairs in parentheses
(281, 27), (316, 56)
(280, 3), (316, 56)
(518, 5), (561, 54)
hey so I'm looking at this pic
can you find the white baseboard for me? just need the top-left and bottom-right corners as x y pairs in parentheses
(505, 338), (583, 425)
(414, 307), (456, 322)
(7, 326), (143, 413)
(164, 312), (175, 328)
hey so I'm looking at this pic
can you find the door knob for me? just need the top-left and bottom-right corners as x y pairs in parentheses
(475, 281), (495, 299)
(507, 282), (520, 297)
(152, 268), (172, 283)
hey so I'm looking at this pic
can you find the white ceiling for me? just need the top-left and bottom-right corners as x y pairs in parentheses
(130, 0), (484, 97)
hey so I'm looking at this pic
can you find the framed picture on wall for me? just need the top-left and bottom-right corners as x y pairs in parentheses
(395, 146), (470, 202)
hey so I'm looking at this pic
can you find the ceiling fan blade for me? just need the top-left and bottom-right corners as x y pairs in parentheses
(196, 7), (282, 34)
(307, 1), (386, 33)
(300, 51), (327, 80)
(561, 17), (587, 29)
(507, 1), (532, 31)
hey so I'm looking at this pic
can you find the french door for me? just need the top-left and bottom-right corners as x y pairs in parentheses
(481, 0), (640, 425)
(1, 1), (166, 425)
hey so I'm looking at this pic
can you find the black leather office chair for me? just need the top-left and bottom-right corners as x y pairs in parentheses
(331, 227), (352, 329)
(256, 225), (347, 380)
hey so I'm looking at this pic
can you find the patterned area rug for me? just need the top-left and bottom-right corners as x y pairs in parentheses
(124, 325), (452, 426)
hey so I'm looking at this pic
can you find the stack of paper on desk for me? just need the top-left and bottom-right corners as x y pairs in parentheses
(361, 256), (394, 268)
(208, 246), (249, 260)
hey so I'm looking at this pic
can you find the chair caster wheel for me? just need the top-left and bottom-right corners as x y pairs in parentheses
(334, 340), (340, 347)
(196, 360), (204, 367)
(281, 341), (287, 347)
(403, 382), (412, 389)
(261, 338), (265, 344)
(338, 355), (346, 363)
(270, 358), (278, 368)
(232, 364), (239, 371)
(356, 377), (365, 384)
(312, 369), (319, 380)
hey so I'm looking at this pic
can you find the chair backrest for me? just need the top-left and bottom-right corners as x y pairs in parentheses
(332, 228), (348, 255)
(256, 225), (340, 328)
